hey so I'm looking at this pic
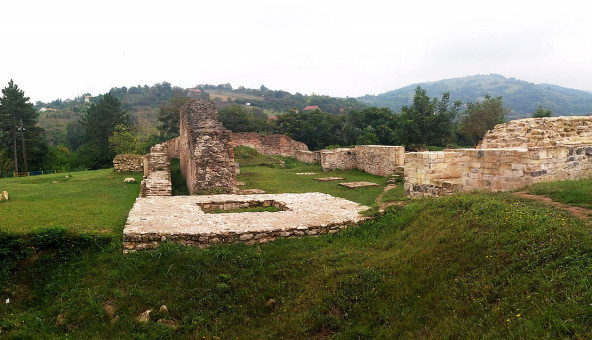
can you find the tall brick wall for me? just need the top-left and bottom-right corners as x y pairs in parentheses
(179, 100), (236, 194)
(232, 132), (309, 157)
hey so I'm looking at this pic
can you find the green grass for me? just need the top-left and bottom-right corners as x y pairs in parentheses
(527, 177), (592, 209)
(380, 184), (407, 203)
(170, 158), (189, 195)
(236, 148), (387, 207)
(0, 169), (143, 235)
(2, 192), (592, 338)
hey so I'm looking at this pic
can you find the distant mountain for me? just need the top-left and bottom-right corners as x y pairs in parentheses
(359, 74), (592, 120)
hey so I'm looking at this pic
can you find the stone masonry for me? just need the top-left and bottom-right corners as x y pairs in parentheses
(140, 144), (172, 196)
(320, 145), (406, 177)
(179, 100), (236, 194)
(123, 193), (370, 252)
(232, 132), (309, 158)
(405, 116), (592, 197)
(113, 154), (144, 172)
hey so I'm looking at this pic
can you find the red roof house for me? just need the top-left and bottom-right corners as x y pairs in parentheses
(303, 105), (320, 111)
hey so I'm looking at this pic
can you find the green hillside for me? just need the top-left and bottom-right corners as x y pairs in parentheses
(360, 74), (592, 120)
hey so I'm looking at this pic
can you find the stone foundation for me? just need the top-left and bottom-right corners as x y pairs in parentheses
(113, 154), (144, 172)
(123, 193), (369, 252)
(320, 145), (405, 177)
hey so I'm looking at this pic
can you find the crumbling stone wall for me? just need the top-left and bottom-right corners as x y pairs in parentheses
(140, 144), (172, 196)
(161, 136), (180, 159)
(478, 116), (592, 149)
(180, 100), (236, 194)
(320, 145), (406, 177)
(294, 150), (320, 164)
(113, 154), (144, 172)
(232, 132), (309, 157)
(405, 116), (592, 197)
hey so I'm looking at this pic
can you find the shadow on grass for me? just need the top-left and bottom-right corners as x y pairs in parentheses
(170, 158), (189, 196)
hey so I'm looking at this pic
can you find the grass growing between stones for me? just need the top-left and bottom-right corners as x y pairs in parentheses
(0, 169), (143, 235)
(2, 192), (592, 338)
(527, 177), (592, 209)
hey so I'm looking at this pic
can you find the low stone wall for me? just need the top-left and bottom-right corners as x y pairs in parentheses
(294, 150), (320, 164)
(113, 154), (144, 172)
(405, 146), (592, 197)
(232, 132), (309, 157)
(320, 145), (405, 177)
(140, 144), (172, 197)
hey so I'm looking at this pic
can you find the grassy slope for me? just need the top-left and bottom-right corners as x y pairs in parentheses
(527, 177), (592, 209)
(1, 192), (591, 338)
(0, 169), (143, 235)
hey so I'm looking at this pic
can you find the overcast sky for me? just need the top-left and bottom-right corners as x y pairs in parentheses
(2, 0), (591, 102)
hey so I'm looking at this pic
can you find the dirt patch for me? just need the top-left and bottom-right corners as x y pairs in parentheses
(513, 191), (592, 220)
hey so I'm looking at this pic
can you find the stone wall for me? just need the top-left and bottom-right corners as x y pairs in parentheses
(478, 116), (592, 149)
(294, 150), (320, 164)
(161, 136), (180, 159)
(113, 154), (144, 172)
(179, 100), (236, 194)
(320, 145), (406, 177)
(140, 144), (172, 196)
(405, 116), (592, 197)
(232, 132), (309, 157)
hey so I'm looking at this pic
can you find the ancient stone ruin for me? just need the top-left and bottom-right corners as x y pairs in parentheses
(320, 145), (405, 177)
(179, 100), (236, 194)
(405, 116), (592, 197)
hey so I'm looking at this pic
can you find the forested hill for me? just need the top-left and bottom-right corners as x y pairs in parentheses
(359, 74), (592, 120)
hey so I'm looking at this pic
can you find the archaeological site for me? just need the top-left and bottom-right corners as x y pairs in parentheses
(116, 101), (592, 252)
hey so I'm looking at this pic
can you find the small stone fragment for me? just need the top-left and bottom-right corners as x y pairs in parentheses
(137, 309), (152, 323)
(265, 299), (276, 308)
(124, 177), (137, 183)
(0, 191), (7, 201)
(159, 305), (169, 314)
(55, 314), (65, 326)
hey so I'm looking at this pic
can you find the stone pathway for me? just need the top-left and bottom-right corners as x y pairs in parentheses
(513, 191), (592, 220)
(339, 181), (378, 188)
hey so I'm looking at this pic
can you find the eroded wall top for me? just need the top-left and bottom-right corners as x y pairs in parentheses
(478, 116), (592, 149)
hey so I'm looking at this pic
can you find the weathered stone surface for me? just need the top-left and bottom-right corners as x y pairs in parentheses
(113, 154), (144, 172)
(339, 181), (378, 188)
(1, 191), (7, 201)
(320, 145), (405, 177)
(124, 177), (136, 183)
(137, 309), (152, 323)
(295, 172), (317, 175)
(315, 177), (345, 181)
(180, 100), (236, 194)
(405, 116), (592, 197)
(232, 132), (309, 157)
(123, 193), (369, 251)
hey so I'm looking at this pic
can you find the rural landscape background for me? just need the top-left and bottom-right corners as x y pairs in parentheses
(2, 0), (592, 338)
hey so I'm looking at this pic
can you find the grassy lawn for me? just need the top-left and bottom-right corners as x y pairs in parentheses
(1, 192), (592, 338)
(0, 169), (143, 235)
(527, 177), (592, 209)
(234, 147), (388, 207)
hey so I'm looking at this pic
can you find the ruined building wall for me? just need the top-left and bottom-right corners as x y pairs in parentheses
(113, 154), (144, 172)
(161, 136), (181, 159)
(140, 144), (172, 196)
(405, 116), (592, 197)
(294, 150), (320, 164)
(232, 132), (309, 157)
(320, 145), (405, 177)
(179, 100), (236, 194)
(478, 116), (592, 149)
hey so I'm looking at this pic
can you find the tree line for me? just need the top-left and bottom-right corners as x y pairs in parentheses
(0, 80), (551, 177)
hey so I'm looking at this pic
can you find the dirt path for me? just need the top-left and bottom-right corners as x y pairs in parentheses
(513, 191), (592, 220)
(376, 184), (407, 211)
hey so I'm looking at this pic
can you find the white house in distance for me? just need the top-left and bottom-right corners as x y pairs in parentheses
(84, 95), (92, 103)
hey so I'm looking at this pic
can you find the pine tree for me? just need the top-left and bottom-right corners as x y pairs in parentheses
(0, 80), (45, 173)
(79, 92), (130, 169)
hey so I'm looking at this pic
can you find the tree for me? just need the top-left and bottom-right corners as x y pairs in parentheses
(0, 80), (46, 172)
(157, 90), (191, 140)
(79, 93), (130, 169)
(458, 95), (508, 146)
(108, 124), (144, 155)
(532, 105), (552, 118)
(396, 86), (461, 147)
